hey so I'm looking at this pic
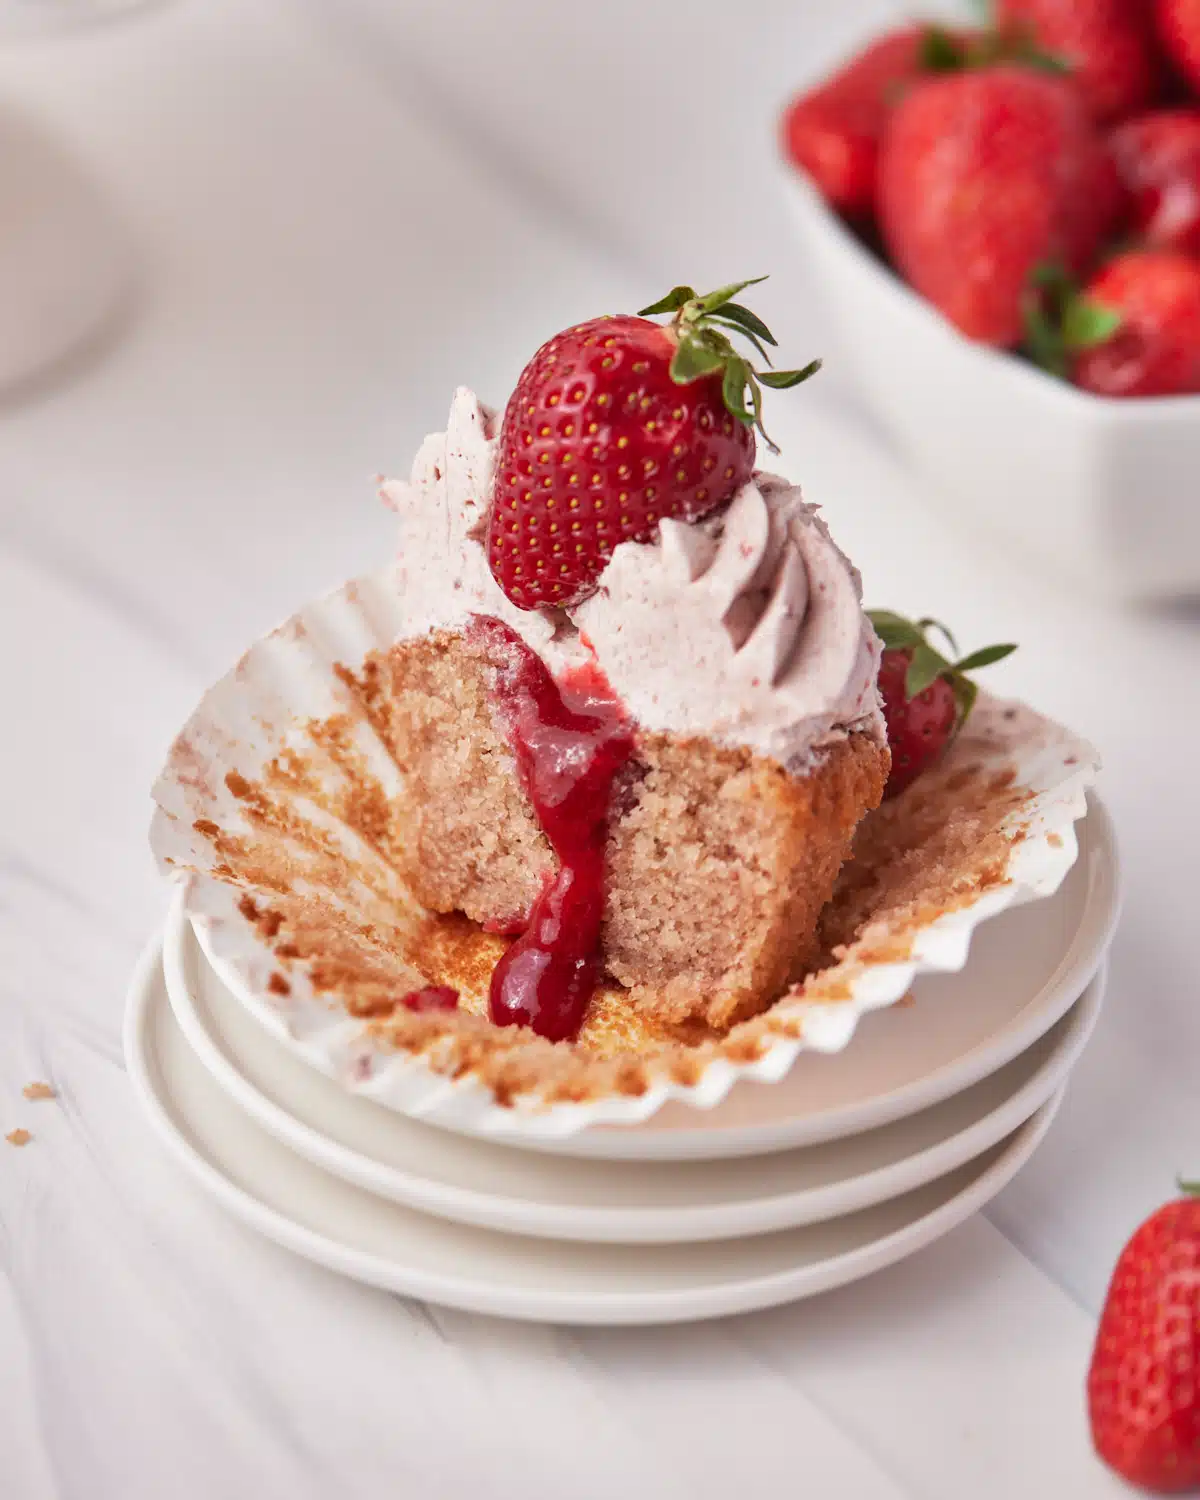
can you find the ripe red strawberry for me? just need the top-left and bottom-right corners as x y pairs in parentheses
(1088, 1185), (1200, 1493)
(781, 27), (943, 216)
(487, 279), (820, 610)
(1112, 110), (1200, 253)
(1070, 250), (1200, 395)
(878, 66), (1123, 346)
(1157, 0), (1200, 98)
(868, 613), (1017, 797)
(998, 0), (1160, 121)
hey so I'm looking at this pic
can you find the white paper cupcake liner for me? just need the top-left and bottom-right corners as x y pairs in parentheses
(151, 564), (1099, 1139)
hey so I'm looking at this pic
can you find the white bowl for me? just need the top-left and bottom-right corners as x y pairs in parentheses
(780, 168), (1200, 600)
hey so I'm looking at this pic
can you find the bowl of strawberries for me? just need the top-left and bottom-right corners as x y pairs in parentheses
(780, 1), (1200, 600)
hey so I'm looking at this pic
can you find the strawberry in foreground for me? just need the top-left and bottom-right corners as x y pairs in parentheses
(487, 278), (820, 610)
(997, 0), (1160, 122)
(878, 66), (1122, 347)
(781, 26), (961, 216)
(1030, 250), (1200, 396)
(1157, 0), (1200, 98)
(868, 613), (1017, 798)
(1111, 111), (1200, 257)
(1088, 1184), (1200, 1493)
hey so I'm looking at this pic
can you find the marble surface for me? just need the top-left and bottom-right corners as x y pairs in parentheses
(0, 0), (1194, 1494)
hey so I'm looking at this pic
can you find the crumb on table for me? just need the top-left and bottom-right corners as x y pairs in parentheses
(6, 1129), (31, 1147)
(22, 1082), (56, 1101)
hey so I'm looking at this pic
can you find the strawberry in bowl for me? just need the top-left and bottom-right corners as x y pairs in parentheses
(779, 8), (1200, 598)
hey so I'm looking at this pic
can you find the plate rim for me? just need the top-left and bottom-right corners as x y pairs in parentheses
(163, 905), (1106, 1244)
(124, 934), (1066, 1325)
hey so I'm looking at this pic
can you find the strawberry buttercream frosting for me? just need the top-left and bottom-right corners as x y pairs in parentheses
(380, 387), (884, 772)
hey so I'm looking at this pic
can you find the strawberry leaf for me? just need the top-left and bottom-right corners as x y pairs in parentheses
(1062, 297), (1122, 351)
(722, 356), (753, 425)
(759, 361), (822, 388)
(920, 25), (966, 70)
(713, 301), (777, 347)
(1023, 293), (1068, 377)
(953, 643), (1018, 672)
(697, 277), (768, 314)
(950, 673), (978, 726)
(706, 315), (775, 364)
(867, 610), (926, 649)
(905, 642), (951, 699)
(669, 336), (726, 384)
(638, 285), (696, 317)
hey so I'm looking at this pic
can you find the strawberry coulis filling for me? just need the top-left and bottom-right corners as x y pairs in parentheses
(465, 614), (634, 1042)
(399, 986), (460, 1013)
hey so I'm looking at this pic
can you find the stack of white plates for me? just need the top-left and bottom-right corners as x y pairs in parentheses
(124, 800), (1119, 1325)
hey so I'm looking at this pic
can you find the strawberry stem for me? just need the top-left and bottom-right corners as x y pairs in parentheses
(638, 277), (821, 453)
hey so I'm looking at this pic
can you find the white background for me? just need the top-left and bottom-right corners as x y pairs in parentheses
(0, 1), (1194, 1495)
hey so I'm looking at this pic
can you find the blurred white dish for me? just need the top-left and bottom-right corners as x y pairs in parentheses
(126, 936), (1066, 1324)
(184, 796), (1117, 1159)
(163, 905), (1106, 1243)
(0, 105), (131, 394)
(780, 166), (1200, 600)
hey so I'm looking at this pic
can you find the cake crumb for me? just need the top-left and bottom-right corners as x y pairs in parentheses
(22, 1082), (56, 1101)
(6, 1129), (31, 1147)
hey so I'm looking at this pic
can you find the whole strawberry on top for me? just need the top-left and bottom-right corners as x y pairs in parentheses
(878, 64), (1122, 346)
(997, 0), (1161, 122)
(868, 612), (1017, 798)
(1111, 110), (1200, 256)
(487, 279), (820, 610)
(1089, 1183), (1200, 1493)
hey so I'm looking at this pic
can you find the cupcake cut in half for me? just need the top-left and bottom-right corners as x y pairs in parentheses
(159, 283), (891, 1048)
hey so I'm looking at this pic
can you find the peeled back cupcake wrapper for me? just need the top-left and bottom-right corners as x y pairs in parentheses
(151, 562), (1099, 1138)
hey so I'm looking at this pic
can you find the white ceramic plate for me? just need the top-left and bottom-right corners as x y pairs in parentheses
(164, 905), (1105, 1243)
(126, 937), (1065, 1324)
(185, 798), (1116, 1160)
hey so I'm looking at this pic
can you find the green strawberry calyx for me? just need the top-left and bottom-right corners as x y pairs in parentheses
(1022, 262), (1124, 380)
(868, 610), (1018, 727)
(638, 277), (821, 454)
(918, 21), (1071, 76)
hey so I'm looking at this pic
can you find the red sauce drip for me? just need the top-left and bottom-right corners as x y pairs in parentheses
(465, 614), (635, 1042)
(400, 986), (459, 1013)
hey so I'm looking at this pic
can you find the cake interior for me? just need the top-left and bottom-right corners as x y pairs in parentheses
(334, 628), (888, 1033)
